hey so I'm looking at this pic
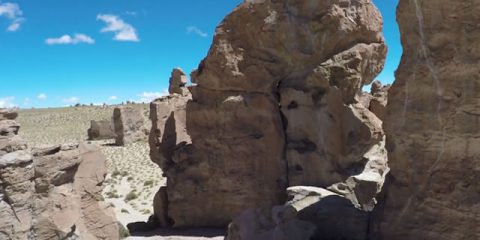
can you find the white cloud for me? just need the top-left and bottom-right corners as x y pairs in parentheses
(187, 26), (208, 38)
(46, 34), (95, 45)
(63, 97), (80, 104)
(0, 2), (24, 32)
(138, 91), (167, 103)
(37, 93), (47, 100)
(23, 98), (30, 106)
(0, 96), (16, 108)
(109, 96), (118, 100)
(97, 14), (139, 42)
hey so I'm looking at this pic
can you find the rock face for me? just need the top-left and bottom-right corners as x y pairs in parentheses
(152, 0), (388, 230)
(374, 0), (480, 239)
(113, 106), (148, 146)
(356, 81), (389, 121)
(87, 120), (116, 140)
(169, 68), (190, 96)
(0, 109), (119, 239)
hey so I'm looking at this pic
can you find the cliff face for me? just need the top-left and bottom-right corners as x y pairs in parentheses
(150, 0), (387, 228)
(375, 0), (480, 239)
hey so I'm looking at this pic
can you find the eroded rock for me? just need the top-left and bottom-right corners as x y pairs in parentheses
(373, 0), (480, 239)
(153, 0), (388, 231)
(0, 110), (119, 239)
(169, 68), (190, 96)
(114, 106), (148, 146)
(87, 120), (116, 140)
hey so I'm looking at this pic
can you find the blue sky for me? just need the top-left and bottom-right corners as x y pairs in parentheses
(0, 0), (400, 108)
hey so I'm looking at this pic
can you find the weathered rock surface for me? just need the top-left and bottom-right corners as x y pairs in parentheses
(227, 186), (371, 240)
(152, 0), (388, 230)
(356, 80), (390, 121)
(373, 0), (480, 239)
(0, 109), (119, 239)
(114, 106), (148, 146)
(169, 68), (190, 96)
(87, 120), (116, 140)
(0, 108), (18, 121)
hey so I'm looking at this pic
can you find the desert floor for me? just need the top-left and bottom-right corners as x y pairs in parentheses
(17, 105), (224, 239)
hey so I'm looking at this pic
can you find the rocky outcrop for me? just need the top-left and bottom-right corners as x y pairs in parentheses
(0, 109), (119, 239)
(373, 0), (480, 239)
(87, 120), (116, 140)
(113, 106), (148, 146)
(356, 80), (390, 121)
(151, 0), (388, 230)
(169, 68), (190, 96)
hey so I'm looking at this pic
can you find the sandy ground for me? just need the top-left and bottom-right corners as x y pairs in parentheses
(17, 105), (226, 239)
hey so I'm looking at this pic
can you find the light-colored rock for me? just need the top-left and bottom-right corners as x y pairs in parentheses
(374, 0), (480, 239)
(169, 68), (190, 96)
(114, 106), (148, 146)
(0, 114), (119, 239)
(87, 119), (116, 140)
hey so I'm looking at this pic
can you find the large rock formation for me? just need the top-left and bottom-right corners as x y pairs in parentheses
(151, 0), (388, 230)
(87, 120), (116, 140)
(0, 109), (119, 239)
(113, 106), (148, 146)
(373, 0), (480, 239)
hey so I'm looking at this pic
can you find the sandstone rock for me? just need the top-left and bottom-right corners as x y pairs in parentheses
(87, 120), (116, 140)
(169, 68), (190, 96)
(154, 0), (388, 229)
(373, 0), (480, 239)
(0, 108), (18, 120)
(0, 115), (119, 239)
(149, 94), (191, 169)
(114, 106), (148, 146)
(227, 186), (372, 240)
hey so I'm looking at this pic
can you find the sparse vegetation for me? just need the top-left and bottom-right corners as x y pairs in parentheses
(124, 191), (138, 202)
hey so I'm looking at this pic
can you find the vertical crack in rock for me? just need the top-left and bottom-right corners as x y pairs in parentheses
(373, 0), (480, 239)
(150, 1), (389, 238)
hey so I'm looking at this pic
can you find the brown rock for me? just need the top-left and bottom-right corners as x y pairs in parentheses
(113, 106), (148, 146)
(154, 0), (388, 230)
(169, 68), (190, 96)
(87, 120), (116, 140)
(374, 0), (480, 239)
(0, 108), (18, 121)
(149, 94), (191, 169)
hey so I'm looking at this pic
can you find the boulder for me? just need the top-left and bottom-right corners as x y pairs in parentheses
(153, 0), (388, 230)
(87, 120), (116, 140)
(0, 108), (18, 121)
(168, 68), (190, 96)
(373, 0), (480, 239)
(113, 106), (148, 146)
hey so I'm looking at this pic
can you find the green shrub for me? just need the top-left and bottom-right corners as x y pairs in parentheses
(124, 191), (138, 202)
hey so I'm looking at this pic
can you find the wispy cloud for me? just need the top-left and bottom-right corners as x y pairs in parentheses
(97, 14), (139, 42)
(125, 11), (137, 16)
(0, 96), (16, 108)
(138, 91), (167, 103)
(187, 26), (208, 38)
(23, 98), (30, 106)
(0, 2), (24, 32)
(37, 93), (47, 100)
(63, 97), (80, 104)
(109, 96), (118, 100)
(46, 34), (95, 45)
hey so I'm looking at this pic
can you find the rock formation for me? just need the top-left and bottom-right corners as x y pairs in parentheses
(0, 109), (119, 239)
(151, 0), (388, 231)
(373, 0), (480, 239)
(113, 106), (148, 146)
(169, 68), (190, 96)
(356, 80), (390, 121)
(87, 120), (116, 140)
